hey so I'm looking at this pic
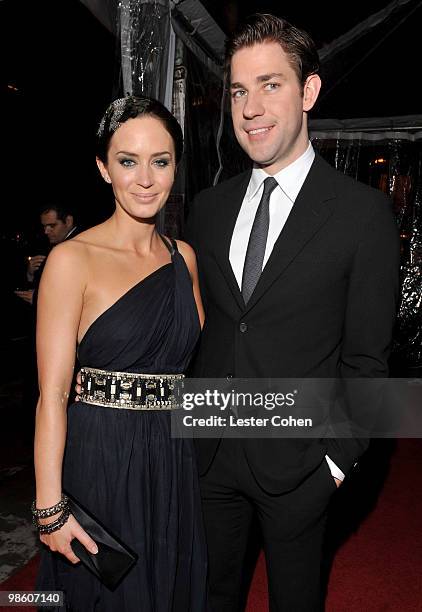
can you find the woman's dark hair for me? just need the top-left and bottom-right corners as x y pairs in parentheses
(225, 13), (320, 87)
(96, 96), (183, 164)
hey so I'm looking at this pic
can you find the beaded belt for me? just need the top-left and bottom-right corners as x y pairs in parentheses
(79, 367), (184, 410)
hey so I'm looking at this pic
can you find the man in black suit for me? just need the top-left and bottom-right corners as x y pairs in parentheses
(16, 203), (80, 305)
(185, 13), (400, 611)
(15, 203), (81, 442)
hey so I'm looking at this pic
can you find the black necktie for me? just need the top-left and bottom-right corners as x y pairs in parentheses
(241, 176), (278, 304)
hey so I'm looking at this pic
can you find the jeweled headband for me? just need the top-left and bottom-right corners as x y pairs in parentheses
(97, 97), (131, 138)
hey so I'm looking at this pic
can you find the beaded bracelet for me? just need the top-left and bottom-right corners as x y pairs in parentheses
(36, 506), (71, 534)
(31, 494), (69, 519)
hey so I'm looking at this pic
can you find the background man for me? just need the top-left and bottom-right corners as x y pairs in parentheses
(186, 13), (400, 611)
(16, 204), (79, 304)
(16, 203), (80, 441)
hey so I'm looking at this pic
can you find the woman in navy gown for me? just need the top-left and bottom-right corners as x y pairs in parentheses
(34, 96), (208, 611)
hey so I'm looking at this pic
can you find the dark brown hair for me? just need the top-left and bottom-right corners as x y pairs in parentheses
(225, 13), (320, 87)
(96, 96), (183, 164)
(39, 203), (75, 224)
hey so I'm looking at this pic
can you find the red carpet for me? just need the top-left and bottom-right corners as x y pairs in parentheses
(2, 441), (421, 611)
(324, 439), (422, 612)
(244, 439), (422, 611)
(0, 555), (39, 612)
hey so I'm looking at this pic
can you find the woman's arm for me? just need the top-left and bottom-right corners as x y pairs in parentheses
(176, 240), (205, 329)
(34, 242), (98, 562)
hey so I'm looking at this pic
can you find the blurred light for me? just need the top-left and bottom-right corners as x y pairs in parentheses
(7, 84), (19, 92)
(374, 157), (386, 164)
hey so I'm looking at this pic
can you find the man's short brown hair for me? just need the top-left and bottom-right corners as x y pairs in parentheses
(225, 13), (320, 87)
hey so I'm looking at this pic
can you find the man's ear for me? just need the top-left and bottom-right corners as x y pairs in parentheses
(302, 74), (321, 112)
(96, 156), (112, 183)
(65, 214), (74, 229)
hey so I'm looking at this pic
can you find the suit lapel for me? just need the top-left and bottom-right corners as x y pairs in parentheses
(243, 155), (336, 313)
(213, 170), (251, 311)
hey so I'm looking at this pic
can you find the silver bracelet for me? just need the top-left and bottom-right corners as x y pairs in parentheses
(31, 494), (69, 519)
(36, 506), (71, 534)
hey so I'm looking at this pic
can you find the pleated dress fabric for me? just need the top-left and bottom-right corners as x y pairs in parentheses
(36, 238), (208, 611)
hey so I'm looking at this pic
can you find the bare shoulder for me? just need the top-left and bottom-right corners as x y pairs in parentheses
(45, 239), (88, 268)
(175, 239), (197, 262)
(174, 240), (198, 280)
(41, 240), (90, 292)
(49, 222), (109, 268)
(174, 239), (204, 324)
(69, 222), (107, 246)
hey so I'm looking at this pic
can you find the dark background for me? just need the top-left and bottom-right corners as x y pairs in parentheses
(1, 0), (420, 233)
(0, 2), (419, 584)
(0, 2), (419, 580)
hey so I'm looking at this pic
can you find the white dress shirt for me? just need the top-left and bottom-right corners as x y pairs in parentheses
(229, 142), (345, 482)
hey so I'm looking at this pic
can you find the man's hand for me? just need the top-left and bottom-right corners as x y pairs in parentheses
(15, 289), (34, 305)
(74, 371), (82, 401)
(27, 255), (46, 283)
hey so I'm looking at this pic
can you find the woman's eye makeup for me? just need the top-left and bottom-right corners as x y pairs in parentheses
(119, 158), (136, 167)
(116, 156), (172, 168)
(153, 158), (171, 168)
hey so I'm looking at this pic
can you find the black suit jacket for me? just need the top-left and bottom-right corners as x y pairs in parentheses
(185, 154), (400, 493)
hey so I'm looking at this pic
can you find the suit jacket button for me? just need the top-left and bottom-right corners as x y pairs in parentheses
(239, 322), (248, 333)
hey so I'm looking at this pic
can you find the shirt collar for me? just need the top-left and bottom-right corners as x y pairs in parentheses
(247, 142), (315, 203)
(64, 226), (77, 240)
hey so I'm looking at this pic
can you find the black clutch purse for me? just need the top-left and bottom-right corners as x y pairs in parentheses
(65, 492), (138, 590)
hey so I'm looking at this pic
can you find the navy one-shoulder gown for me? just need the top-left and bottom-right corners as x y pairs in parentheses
(37, 238), (208, 611)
